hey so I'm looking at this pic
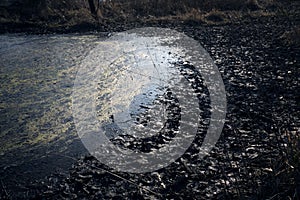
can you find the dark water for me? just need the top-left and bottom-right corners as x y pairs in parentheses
(0, 33), (108, 190)
(0, 29), (216, 190)
(0, 28), (224, 191)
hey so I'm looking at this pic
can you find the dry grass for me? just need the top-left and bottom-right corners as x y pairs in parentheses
(258, 129), (300, 199)
(92, 0), (284, 25)
(0, 0), (294, 28)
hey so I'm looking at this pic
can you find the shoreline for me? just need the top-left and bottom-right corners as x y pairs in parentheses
(0, 7), (294, 35)
(0, 2), (299, 199)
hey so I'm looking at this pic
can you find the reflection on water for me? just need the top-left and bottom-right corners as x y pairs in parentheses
(0, 33), (110, 184)
(72, 27), (226, 173)
(98, 47), (179, 139)
(0, 34), (109, 153)
(0, 27), (225, 177)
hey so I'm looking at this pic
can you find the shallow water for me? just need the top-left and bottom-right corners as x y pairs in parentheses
(0, 32), (184, 181)
(72, 27), (226, 172)
(0, 33), (108, 189)
(0, 28), (227, 193)
(0, 34), (103, 153)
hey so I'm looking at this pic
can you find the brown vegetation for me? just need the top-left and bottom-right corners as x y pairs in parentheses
(0, 0), (296, 30)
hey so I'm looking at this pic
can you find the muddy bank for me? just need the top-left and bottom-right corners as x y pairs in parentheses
(41, 17), (300, 198)
(0, 12), (298, 199)
(0, 1), (299, 199)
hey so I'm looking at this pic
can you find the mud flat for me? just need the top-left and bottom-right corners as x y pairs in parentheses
(0, 3), (299, 200)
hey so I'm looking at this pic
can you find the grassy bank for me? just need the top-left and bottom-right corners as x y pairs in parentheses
(0, 0), (299, 33)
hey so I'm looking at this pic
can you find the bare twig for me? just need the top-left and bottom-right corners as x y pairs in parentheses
(267, 193), (280, 200)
